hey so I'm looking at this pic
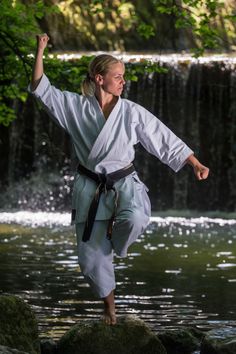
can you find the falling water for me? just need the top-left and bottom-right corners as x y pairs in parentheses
(1, 53), (236, 212)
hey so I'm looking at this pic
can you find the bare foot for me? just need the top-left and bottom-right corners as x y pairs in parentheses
(102, 290), (116, 325)
(103, 308), (116, 325)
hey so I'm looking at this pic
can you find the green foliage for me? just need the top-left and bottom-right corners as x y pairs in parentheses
(0, 0), (170, 126)
(137, 23), (155, 39)
(0, 102), (16, 126)
(43, 55), (95, 93)
(125, 60), (168, 82)
(153, 0), (230, 53)
(1, 0), (236, 126)
(0, 0), (59, 126)
(43, 55), (166, 92)
(85, 0), (113, 15)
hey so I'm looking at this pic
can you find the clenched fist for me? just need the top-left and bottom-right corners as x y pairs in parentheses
(193, 163), (210, 180)
(36, 33), (50, 51)
(185, 154), (210, 181)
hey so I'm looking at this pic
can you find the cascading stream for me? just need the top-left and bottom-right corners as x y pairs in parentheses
(0, 53), (236, 212)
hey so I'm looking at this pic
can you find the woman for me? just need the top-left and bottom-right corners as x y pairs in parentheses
(29, 34), (209, 326)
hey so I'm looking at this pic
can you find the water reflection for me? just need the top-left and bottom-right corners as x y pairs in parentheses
(0, 213), (236, 339)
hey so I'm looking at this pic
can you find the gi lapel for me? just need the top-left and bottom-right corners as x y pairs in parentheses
(87, 95), (122, 166)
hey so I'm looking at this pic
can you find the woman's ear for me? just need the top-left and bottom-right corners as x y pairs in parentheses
(94, 74), (103, 86)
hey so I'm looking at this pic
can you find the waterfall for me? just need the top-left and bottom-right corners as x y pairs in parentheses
(0, 54), (236, 212)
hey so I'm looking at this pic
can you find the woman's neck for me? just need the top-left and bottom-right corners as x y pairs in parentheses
(95, 89), (119, 120)
(95, 89), (118, 110)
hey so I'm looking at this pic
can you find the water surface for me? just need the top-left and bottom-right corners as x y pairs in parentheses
(0, 212), (236, 339)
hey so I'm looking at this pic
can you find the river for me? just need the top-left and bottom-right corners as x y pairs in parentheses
(0, 212), (235, 340)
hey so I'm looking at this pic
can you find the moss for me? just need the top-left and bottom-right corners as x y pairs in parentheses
(158, 328), (200, 354)
(57, 315), (166, 354)
(0, 345), (30, 353)
(0, 295), (40, 354)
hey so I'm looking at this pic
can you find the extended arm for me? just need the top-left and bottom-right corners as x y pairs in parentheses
(31, 33), (49, 91)
(135, 105), (210, 180)
(185, 154), (210, 180)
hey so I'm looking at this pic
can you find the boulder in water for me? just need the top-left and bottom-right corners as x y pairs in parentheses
(0, 345), (30, 354)
(158, 328), (202, 353)
(40, 338), (57, 354)
(200, 327), (236, 354)
(57, 315), (167, 354)
(0, 295), (40, 354)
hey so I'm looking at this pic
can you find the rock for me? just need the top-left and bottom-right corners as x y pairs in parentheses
(0, 345), (30, 354)
(40, 338), (57, 354)
(158, 328), (201, 354)
(57, 315), (167, 354)
(0, 295), (40, 354)
(200, 327), (236, 354)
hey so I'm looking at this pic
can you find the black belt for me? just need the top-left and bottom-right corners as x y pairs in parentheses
(77, 163), (135, 242)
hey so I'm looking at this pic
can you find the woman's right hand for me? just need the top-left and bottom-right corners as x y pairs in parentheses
(36, 33), (50, 51)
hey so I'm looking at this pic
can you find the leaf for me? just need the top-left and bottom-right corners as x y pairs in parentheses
(137, 23), (155, 39)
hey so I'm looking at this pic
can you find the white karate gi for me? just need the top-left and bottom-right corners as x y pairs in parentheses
(29, 74), (193, 298)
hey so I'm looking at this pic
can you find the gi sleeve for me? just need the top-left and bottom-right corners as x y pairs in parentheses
(28, 74), (77, 133)
(136, 106), (194, 172)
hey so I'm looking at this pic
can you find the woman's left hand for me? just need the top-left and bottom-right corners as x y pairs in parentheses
(186, 154), (210, 180)
(193, 163), (210, 180)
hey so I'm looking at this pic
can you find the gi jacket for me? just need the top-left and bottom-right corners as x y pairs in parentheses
(29, 74), (193, 223)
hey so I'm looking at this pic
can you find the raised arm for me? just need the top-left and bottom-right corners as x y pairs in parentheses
(29, 34), (82, 134)
(31, 33), (49, 91)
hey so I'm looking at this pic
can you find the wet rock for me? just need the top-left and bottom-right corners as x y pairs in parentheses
(158, 328), (201, 354)
(57, 315), (167, 354)
(0, 295), (40, 354)
(40, 338), (57, 354)
(0, 345), (30, 354)
(200, 327), (236, 354)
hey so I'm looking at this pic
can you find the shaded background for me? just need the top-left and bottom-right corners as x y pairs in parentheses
(1, 1), (236, 341)
(1, 0), (236, 212)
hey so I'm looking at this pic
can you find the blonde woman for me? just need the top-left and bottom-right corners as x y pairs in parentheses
(29, 34), (209, 325)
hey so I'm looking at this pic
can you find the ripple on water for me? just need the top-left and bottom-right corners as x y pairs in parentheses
(217, 263), (236, 269)
(1, 212), (236, 339)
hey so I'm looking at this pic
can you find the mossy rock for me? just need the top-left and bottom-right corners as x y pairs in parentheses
(0, 295), (40, 354)
(40, 338), (57, 354)
(57, 315), (167, 354)
(200, 327), (236, 354)
(158, 328), (201, 354)
(0, 345), (30, 354)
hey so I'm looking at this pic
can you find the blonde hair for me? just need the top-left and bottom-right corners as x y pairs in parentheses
(81, 54), (123, 96)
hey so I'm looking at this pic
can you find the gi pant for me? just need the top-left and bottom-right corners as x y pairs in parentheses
(76, 208), (150, 298)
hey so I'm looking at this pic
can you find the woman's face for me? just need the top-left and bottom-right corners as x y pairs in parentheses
(96, 62), (126, 96)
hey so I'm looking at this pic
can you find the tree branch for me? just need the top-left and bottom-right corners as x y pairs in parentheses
(0, 30), (30, 78)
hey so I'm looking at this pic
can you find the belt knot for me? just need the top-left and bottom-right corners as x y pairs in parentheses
(98, 173), (113, 190)
(76, 163), (135, 242)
